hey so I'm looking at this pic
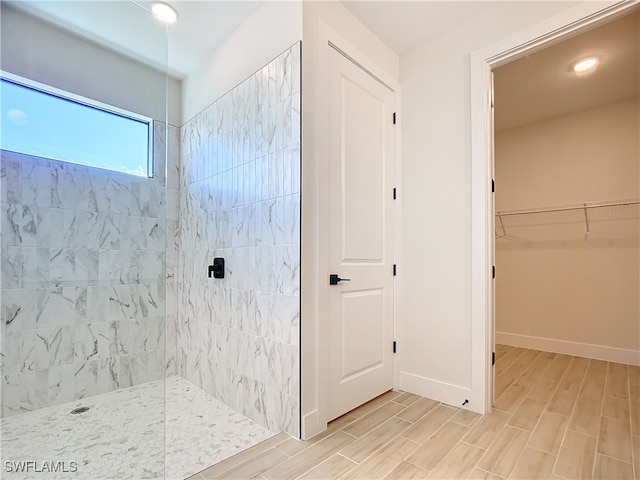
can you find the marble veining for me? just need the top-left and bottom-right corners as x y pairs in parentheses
(176, 43), (301, 436)
(1, 122), (177, 416)
(0, 376), (275, 480)
(2, 40), (300, 469)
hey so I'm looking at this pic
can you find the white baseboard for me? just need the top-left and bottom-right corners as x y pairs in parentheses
(496, 332), (640, 366)
(398, 372), (481, 414)
(301, 410), (325, 441)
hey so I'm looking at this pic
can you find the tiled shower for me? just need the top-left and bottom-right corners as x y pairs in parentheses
(0, 6), (301, 472)
(174, 44), (301, 436)
(1, 123), (169, 415)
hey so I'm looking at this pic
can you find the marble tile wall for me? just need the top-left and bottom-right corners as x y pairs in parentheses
(0, 122), (177, 417)
(177, 43), (301, 436)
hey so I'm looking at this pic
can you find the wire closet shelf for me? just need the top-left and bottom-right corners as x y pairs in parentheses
(495, 198), (640, 238)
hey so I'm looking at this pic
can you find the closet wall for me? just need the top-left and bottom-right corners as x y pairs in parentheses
(495, 96), (640, 362)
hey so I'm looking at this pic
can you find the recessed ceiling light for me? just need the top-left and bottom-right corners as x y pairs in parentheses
(151, 1), (178, 24)
(572, 56), (599, 73)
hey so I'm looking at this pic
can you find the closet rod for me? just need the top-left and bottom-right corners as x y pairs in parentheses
(496, 198), (640, 217)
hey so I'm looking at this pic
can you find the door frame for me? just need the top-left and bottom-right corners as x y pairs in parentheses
(310, 20), (402, 435)
(470, 0), (636, 413)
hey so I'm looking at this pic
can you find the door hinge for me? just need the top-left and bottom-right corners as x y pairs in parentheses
(492, 179), (495, 193)
(492, 266), (496, 279)
(393, 112), (396, 125)
(492, 351), (496, 366)
(393, 264), (397, 276)
(393, 341), (397, 353)
(393, 187), (396, 199)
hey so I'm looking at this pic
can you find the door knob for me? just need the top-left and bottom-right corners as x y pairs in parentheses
(329, 274), (351, 285)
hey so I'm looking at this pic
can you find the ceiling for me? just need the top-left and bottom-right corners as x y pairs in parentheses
(153, 0), (264, 78)
(8, 0), (264, 79)
(9, 1), (639, 130)
(13, 1), (501, 78)
(340, 1), (496, 54)
(494, 10), (640, 132)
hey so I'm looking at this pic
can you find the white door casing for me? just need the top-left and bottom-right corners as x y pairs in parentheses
(470, 1), (634, 413)
(490, 70), (496, 405)
(327, 45), (396, 421)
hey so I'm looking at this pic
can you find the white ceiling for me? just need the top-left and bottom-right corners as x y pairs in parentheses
(14, 1), (501, 78)
(494, 10), (640, 132)
(9, 0), (264, 79)
(341, 1), (496, 54)
(155, 0), (264, 78)
(10, 1), (639, 130)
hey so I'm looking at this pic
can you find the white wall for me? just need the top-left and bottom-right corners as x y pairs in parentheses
(398, 2), (596, 410)
(0, 3), (181, 125)
(300, 0), (399, 439)
(495, 98), (639, 209)
(495, 98), (639, 362)
(180, 1), (302, 124)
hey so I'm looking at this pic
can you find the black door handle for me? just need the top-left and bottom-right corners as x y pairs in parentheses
(329, 274), (351, 285)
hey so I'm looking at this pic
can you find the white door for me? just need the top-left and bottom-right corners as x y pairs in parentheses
(327, 46), (396, 421)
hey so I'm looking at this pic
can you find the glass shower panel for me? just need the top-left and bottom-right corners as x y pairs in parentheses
(0, 1), (168, 478)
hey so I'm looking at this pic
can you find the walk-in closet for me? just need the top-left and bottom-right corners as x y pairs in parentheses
(493, 10), (639, 366)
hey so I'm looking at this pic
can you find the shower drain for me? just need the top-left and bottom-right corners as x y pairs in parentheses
(70, 406), (90, 415)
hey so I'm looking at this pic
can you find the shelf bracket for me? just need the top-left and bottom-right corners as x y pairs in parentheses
(583, 204), (590, 235)
(498, 214), (506, 237)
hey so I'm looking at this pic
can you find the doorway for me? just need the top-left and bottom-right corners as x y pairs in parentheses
(491, 9), (640, 408)
(470, 1), (639, 413)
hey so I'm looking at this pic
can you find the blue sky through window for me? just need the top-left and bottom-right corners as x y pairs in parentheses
(0, 77), (151, 177)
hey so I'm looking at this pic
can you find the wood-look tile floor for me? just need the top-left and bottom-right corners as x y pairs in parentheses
(189, 346), (640, 479)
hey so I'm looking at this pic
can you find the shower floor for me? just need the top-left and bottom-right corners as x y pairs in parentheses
(0, 376), (276, 480)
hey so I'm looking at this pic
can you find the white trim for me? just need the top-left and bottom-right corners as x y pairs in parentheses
(1, 70), (152, 123)
(470, 1), (636, 414)
(302, 410), (321, 440)
(399, 372), (474, 412)
(392, 75), (403, 393)
(496, 332), (640, 366)
(1, 70), (154, 178)
(318, 23), (400, 96)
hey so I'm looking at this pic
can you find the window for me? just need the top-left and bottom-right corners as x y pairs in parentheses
(0, 73), (153, 177)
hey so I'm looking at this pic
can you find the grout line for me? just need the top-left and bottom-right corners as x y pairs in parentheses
(593, 359), (608, 478)
(336, 452), (355, 462)
(339, 423), (415, 466)
(504, 427), (535, 478)
(549, 355), (590, 478)
(395, 402), (444, 426)
(507, 424), (537, 434)
(541, 356), (574, 475)
(597, 451), (635, 464)
(471, 466), (498, 479)
(194, 350), (637, 480)
(460, 439), (488, 452)
(400, 418), (462, 474)
(563, 426), (598, 437)
(495, 347), (531, 394)
(293, 452), (356, 480)
(507, 353), (567, 479)
(401, 459), (431, 478)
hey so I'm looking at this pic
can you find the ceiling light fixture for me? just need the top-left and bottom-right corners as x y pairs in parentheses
(572, 56), (599, 73)
(151, 1), (178, 24)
